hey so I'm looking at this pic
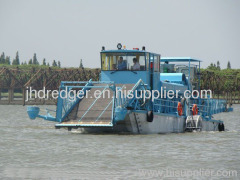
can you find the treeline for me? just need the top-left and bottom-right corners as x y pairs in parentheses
(206, 60), (232, 70)
(200, 60), (240, 95)
(204, 60), (240, 78)
(0, 51), (62, 68)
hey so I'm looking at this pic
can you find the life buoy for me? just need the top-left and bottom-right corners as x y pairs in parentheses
(177, 102), (183, 116)
(147, 111), (153, 122)
(192, 104), (198, 115)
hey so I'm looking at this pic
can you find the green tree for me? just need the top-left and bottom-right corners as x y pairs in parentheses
(42, 58), (46, 66)
(16, 51), (20, 64)
(23, 61), (27, 65)
(33, 53), (39, 65)
(52, 60), (57, 67)
(227, 61), (231, 69)
(207, 63), (218, 70)
(217, 61), (221, 70)
(47, 62), (50, 66)
(57, 61), (61, 68)
(5, 56), (11, 65)
(79, 59), (83, 68)
(28, 59), (33, 65)
(12, 51), (20, 65)
(0, 52), (5, 64)
(12, 59), (16, 65)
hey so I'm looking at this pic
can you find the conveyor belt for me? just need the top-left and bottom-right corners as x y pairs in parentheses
(61, 83), (134, 127)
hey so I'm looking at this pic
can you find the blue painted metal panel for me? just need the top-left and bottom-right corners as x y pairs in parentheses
(160, 73), (187, 85)
(161, 57), (202, 62)
(27, 106), (57, 121)
(160, 81), (188, 94)
(27, 106), (40, 119)
(101, 50), (160, 56)
(153, 72), (160, 90)
(56, 82), (64, 122)
(101, 71), (148, 84)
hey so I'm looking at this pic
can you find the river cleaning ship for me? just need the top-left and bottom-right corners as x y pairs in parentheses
(27, 43), (232, 134)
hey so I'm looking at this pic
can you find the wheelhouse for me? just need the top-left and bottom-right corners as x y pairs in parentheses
(100, 47), (161, 89)
(101, 51), (147, 71)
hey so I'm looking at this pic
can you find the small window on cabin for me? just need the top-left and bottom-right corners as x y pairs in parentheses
(101, 53), (108, 70)
(181, 69), (189, 77)
(145, 53), (149, 70)
(101, 52), (146, 71)
(128, 54), (145, 71)
(154, 55), (160, 72)
(158, 56), (161, 72)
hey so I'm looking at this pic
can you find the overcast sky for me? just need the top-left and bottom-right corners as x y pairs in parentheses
(0, 0), (239, 68)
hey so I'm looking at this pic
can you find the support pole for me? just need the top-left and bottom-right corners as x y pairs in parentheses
(8, 88), (13, 104)
(22, 88), (26, 106)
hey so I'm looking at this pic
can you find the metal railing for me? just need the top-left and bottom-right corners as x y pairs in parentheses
(56, 80), (115, 122)
(115, 79), (148, 110)
(188, 98), (226, 118)
(78, 86), (108, 122)
(152, 97), (227, 118)
(153, 98), (181, 115)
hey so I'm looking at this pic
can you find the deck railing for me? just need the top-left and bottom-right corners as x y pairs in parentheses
(115, 79), (148, 110)
(153, 97), (227, 118)
(56, 80), (115, 122)
(188, 99), (226, 118)
(153, 98), (181, 115)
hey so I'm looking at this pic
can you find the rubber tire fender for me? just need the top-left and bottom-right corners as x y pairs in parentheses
(218, 123), (225, 131)
(147, 111), (153, 122)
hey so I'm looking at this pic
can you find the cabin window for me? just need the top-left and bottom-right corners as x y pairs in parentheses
(158, 56), (161, 72)
(154, 55), (160, 72)
(146, 53), (149, 70)
(101, 52), (146, 71)
(101, 53), (108, 70)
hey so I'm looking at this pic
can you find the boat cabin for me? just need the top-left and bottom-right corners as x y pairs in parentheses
(160, 57), (201, 91)
(100, 44), (161, 90)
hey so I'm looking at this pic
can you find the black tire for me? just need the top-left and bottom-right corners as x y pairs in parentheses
(222, 123), (225, 131)
(218, 123), (225, 131)
(147, 111), (153, 122)
(218, 123), (222, 131)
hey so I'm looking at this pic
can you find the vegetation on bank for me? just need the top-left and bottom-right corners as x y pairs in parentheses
(0, 51), (84, 69)
(200, 61), (240, 93)
(203, 61), (240, 77)
(0, 51), (239, 92)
